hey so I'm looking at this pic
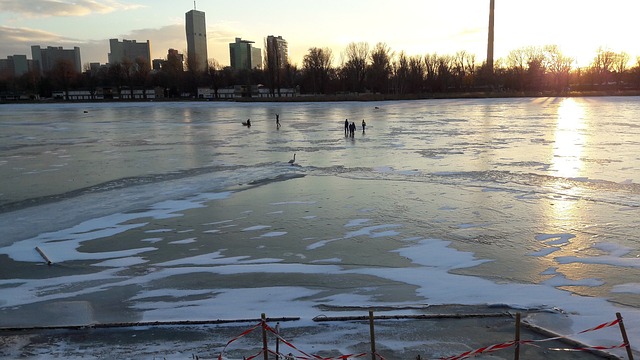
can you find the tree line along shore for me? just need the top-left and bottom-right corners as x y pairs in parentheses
(2, 43), (639, 102)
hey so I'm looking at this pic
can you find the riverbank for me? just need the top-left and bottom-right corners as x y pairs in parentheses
(0, 305), (624, 360)
(2, 89), (640, 105)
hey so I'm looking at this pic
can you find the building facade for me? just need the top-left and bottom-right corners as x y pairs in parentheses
(185, 9), (208, 72)
(108, 39), (151, 69)
(31, 46), (82, 74)
(266, 35), (289, 69)
(0, 55), (31, 79)
(152, 49), (185, 71)
(229, 38), (262, 70)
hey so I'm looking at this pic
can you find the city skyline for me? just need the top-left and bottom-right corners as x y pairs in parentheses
(1, 0), (639, 69)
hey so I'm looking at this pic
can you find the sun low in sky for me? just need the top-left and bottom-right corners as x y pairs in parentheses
(0, 0), (638, 68)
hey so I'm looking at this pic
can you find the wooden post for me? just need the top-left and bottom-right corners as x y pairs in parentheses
(514, 312), (521, 360)
(369, 310), (376, 360)
(616, 312), (634, 360)
(35, 247), (52, 265)
(275, 322), (280, 360)
(261, 313), (269, 360)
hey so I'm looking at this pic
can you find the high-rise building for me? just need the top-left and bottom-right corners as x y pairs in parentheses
(0, 55), (31, 79)
(229, 38), (262, 70)
(266, 35), (289, 69)
(108, 39), (151, 69)
(31, 45), (82, 74)
(185, 9), (208, 72)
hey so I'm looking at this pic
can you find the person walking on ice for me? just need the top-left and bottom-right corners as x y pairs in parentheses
(362, 119), (366, 133)
(276, 114), (281, 129)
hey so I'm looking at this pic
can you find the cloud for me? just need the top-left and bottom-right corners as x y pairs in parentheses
(0, 25), (72, 43)
(0, 23), (238, 66)
(0, 24), (180, 64)
(0, 26), (75, 56)
(0, 0), (142, 18)
(0, 25), (103, 63)
(119, 24), (185, 60)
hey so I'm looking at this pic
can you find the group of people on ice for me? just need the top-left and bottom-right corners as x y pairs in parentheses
(344, 119), (365, 137)
(244, 114), (368, 138)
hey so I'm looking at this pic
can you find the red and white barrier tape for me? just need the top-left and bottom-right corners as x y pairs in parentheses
(578, 318), (620, 334)
(217, 322), (261, 360)
(218, 317), (626, 360)
(441, 317), (625, 360)
(441, 340), (517, 360)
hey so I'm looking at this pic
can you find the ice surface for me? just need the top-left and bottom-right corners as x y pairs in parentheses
(1, 99), (640, 357)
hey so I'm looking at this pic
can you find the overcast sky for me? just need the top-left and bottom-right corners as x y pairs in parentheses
(1, 0), (638, 68)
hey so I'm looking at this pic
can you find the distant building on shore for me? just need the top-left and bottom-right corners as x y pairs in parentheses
(229, 37), (262, 70)
(108, 39), (151, 69)
(266, 35), (289, 69)
(185, 9), (209, 72)
(152, 49), (185, 71)
(0, 55), (36, 79)
(31, 45), (82, 74)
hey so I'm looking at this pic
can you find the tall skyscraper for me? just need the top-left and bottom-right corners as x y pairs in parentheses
(185, 9), (208, 72)
(108, 39), (151, 69)
(266, 35), (289, 69)
(229, 38), (262, 70)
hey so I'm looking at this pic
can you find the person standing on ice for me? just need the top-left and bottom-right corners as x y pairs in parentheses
(344, 119), (349, 136)
(362, 119), (366, 133)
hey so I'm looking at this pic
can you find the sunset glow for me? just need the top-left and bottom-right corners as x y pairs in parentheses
(0, 0), (638, 68)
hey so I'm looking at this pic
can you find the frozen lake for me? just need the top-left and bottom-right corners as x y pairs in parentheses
(1, 97), (640, 357)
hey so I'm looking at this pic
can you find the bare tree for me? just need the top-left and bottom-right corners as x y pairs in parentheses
(435, 54), (453, 92)
(543, 45), (573, 93)
(453, 50), (476, 90)
(120, 58), (135, 99)
(264, 38), (279, 96)
(183, 52), (200, 97)
(424, 53), (438, 92)
(50, 59), (76, 100)
(393, 51), (409, 94)
(408, 55), (425, 93)
(367, 42), (394, 94)
(341, 42), (369, 93)
(302, 47), (333, 94)
(612, 51), (630, 88)
(522, 47), (545, 91)
(591, 47), (616, 85)
(635, 56), (640, 88)
(208, 59), (222, 99)
(506, 48), (527, 90)
(134, 57), (150, 99)
(82, 63), (98, 100)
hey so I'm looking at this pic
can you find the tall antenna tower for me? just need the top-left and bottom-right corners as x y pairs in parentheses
(487, 0), (495, 74)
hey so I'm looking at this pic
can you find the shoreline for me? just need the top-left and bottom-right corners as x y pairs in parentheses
(0, 305), (625, 360)
(2, 89), (640, 105)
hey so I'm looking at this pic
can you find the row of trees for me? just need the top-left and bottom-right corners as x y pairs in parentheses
(295, 43), (640, 95)
(2, 42), (640, 100)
